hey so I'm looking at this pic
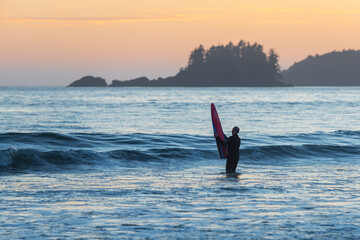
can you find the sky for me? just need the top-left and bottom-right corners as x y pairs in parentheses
(1, 0), (360, 86)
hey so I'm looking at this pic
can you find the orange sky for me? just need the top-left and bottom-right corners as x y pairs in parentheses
(1, 0), (360, 85)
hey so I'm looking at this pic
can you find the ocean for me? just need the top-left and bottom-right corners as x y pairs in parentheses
(0, 87), (359, 239)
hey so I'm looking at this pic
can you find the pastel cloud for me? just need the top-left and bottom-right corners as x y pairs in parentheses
(0, 14), (207, 25)
(238, 20), (310, 25)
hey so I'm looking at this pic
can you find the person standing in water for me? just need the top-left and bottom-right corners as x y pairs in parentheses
(214, 126), (241, 173)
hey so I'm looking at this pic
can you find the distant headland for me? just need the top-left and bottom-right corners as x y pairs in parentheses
(281, 49), (360, 86)
(68, 40), (290, 87)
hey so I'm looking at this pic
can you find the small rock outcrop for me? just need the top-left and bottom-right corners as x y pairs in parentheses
(68, 76), (108, 87)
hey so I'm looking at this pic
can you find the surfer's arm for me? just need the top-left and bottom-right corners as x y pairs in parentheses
(216, 136), (228, 146)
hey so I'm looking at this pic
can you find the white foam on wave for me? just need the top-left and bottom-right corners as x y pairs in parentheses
(0, 147), (17, 166)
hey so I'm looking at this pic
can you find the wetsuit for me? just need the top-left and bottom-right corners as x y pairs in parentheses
(217, 134), (241, 173)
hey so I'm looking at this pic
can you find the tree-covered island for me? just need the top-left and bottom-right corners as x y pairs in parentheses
(68, 40), (290, 87)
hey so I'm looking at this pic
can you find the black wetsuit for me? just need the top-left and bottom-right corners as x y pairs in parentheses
(217, 134), (241, 173)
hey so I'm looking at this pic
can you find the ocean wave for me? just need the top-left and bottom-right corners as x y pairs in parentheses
(1, 131), (359, 173)
(0, 148), (100, 172)
(1, 144), (359, 174)
(241, 144), (360, 163)
(0, 132), (208, 151)
(335, 130), (360, 136)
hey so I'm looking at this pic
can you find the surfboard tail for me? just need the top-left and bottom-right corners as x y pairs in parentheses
(212, 122), (225, 159)
(211, 103), (228, 159)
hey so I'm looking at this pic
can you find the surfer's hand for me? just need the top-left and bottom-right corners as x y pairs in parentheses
(214, 133), (218, 138)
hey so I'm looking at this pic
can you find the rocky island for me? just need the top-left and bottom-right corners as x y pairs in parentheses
(68, 76), (108, 87)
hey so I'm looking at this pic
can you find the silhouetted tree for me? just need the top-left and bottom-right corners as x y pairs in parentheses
(188, 45), (205, 68)
(267, 49), (282, 81)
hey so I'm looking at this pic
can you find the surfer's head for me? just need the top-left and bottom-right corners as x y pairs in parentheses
(232, 126), (240, 135)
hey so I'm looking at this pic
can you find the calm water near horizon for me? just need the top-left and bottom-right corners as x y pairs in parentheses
(0, 86), (359, 239)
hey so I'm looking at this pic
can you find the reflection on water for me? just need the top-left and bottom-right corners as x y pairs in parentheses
(225, 172), (241, 180)
(1, 162), (359, 239)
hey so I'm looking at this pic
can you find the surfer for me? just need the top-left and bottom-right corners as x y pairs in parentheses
(214, 126), (241, 173)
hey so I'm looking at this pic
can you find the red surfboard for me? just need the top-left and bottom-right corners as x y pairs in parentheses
(211, 103), (228, 159)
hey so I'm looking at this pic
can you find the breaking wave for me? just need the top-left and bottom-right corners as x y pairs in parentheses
(1, 131), (359, 173)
